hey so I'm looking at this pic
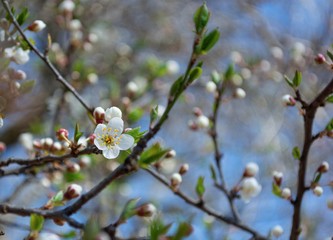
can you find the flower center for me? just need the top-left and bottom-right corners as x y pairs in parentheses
(103, 135), (115, 146)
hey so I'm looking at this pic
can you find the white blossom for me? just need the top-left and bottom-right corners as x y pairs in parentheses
(245, 162), (259, 177)
(205, 81), (216, 93)
(281, 188), (291, 199)
(196, 115), (210, 128)
(234, 88), (246, 99)
(105, 107), (122, 122)
(126, 81), (139, 94)
(37, 233), (61, 240)
(4, 47), (30, 64)
(240, 177), (262, 203)
(94, 117), (134, 159)
(313, 186), (323, 197)
(271, 225), (284, 237)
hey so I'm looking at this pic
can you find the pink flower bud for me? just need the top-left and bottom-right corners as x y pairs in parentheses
(93, 107), (105, 124)
(56, 128), (69, 141)
(135, 203), (157, 217)
(314, 53), (326, 64)
(64, 184), (82, 200)
(282, 94), (296, 106)
(28, 20), (46, 32)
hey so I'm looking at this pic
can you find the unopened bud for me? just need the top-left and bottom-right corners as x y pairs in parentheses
(27, 20), (46, 32)
(317, 161), (329, 173)
(192, 107), (202, 117)
(281, 188), (291, 199)
(179, 163), (189, 175)
(64, 184), (82, 200)
(79, 156), (91, 168)
(188, 120), (199, 131)
(196, 115), (210, 128)
(314, 53), (326, 64)
(244, 162), (259, 177)
(42, 138), (54, 150)
(51, 142), (62, 152)
(66, 162), (81, 173)
(126, 81), (139, 95)
(93, 107), (105, 124)
(105, 107), (122, 122)
(165, 149), (176, 159)
(59, 0), (75, 13)
(53, 218), (65, 226)
(272, 171), (283, 186)
(56, 128), (69, 141)
(171, 173), (182, 189)
(271, 225), (284, 237)
(234, 88), (246, 99)
(205, 81), (217, 93)
(313, 186), (323, 196)
(136, 203), (157, 217)
(282, 94), (296, 106)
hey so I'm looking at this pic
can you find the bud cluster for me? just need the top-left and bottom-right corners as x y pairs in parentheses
(188, 107), (210, 130)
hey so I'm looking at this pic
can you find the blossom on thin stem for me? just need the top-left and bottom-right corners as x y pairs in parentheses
(94, 117), (134, 159)
(240, 177), (262, 203)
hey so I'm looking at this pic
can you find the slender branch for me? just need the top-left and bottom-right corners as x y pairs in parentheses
(290, 77), (333, 240)
(1, 0), (93, 114)
(145, 168), (267, 240)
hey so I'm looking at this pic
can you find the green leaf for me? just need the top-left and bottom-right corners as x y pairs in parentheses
(128, 107), (144, 123)
(169, 76), (184, 98)
(292, 70), (302, 87)
(149, 218), (172, 240)
(313, 172), (322, 184)
(325, 94), (333, 103)
(326, 119), (333, 131)
(172, 222), (193, 240)
(119, 198), (140, 222)
(224, 64), (234, 80)
(6, 7), (16, 22)
(125, 127), (146, 143)
(74, 123), (83, 144)
(17, 7), (29, 26)
(211, 70), (221, 84)
(195, 176), (205, 198)
(62, 231), (77, 239)
(292, 146), (301, 160)
(150, 105), (159, 124)
(83, 217), (100, 240)
(193, 3), (210, 34)
(139, 143), (170, 168)
(64, 172), (85, 182)
(30, 214), (44, 232)
(201, 28), (220, 54)
(284, 75), (294, 88)
(209, 164), (217, 182)
(19, 80), (35, 94)
(188, 67), (202, 84)
(51, 191), (64, 207)
(272, 182), (281, 197)
(327, 50), (333, 62)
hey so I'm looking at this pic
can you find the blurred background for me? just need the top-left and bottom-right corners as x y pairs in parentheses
(1, 0), (333, 239)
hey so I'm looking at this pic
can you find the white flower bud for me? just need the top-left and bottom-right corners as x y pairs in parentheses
(15, 81), (21, 90)
(37, 233), (61, 240)
(240, 177), (262, 203)
(179, 163), (189, 175)
(87, 73), (98, 84)
(79, 155), (91, 168)
(234, 88), (246, 99)
(318, 161), (329, 173)
(240, 68), (252, 80)
(281, 188), (291, 199)
(43, 138), (54, 149)
(205, 81), (216, 93)
(271, 225), (284, 237)
(171, 173), (182, 188)
(52, 142), (62, 152)
(272, 171), (283, 186)
(282, 94), (296, 106)
(66, 162), (81, 173)
(244, 162), (259, 177)
(313, 186), (323, 196)
(136, 203), (157, 217)
(196, 115), (210, 128)
(93, 107), (105, 124)
(59, 0), (75, 13)
(28, 20), (46, 32)
(165, 149), (176, 159)
(69, 19), (82, 31)
(105, 107), (122, 122)
(77, 137), (87, 151)
(64, 184), (82, 199)
(230, 51), (242, 63)
(271, 46), (284, 59)
(157, 105), (165, 117)
(166, 60), (180, 75)
(126, 81), (139, 94)
(327, 198), (333, 210)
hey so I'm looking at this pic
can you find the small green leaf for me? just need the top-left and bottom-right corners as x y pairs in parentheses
(149, 218), (172, 240)
(292, 146), (301, 160)
(169, 76), (184, 98)
(30, 214), (44, 232)
(209, 164), (217, 182)
(201, 28), (220, 54)
(272, 182), (281, 197)
(224, 64), (234, 80)
(195, 176), (205, 198)
(139, 143), (170, 168)
(172, 222), (193, 240)
(325, 94), (333, 103)
(292, 70), (302, 87)
(313, 172), (322, 184)
(83, 217), (100, 240)
(17, 7), (29, 26)
(211, 70), (221, 84)
(125, 127), (146, 143)
(119, 198), (140, 222)
(74, 123), (83, 144)
(19, 80), (35, 94)
(193, 3), (210, 34)
(326, 119), (333, 131)
(284, 75), (294, 88)
(50, 191), (64, 207)
(327, 50), (333, 62)
(128, 107), (144, 123)
(64, 172), (85, 182)
(62, 231), (77, 239)
(150, 105), (159, 124)
(188, 67), (202, 84)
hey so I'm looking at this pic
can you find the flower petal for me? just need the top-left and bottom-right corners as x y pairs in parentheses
(94, 138), (107, 150)
(94, 124), (106, 135)
(107, 117), (123, 133)
(103, 147), (120, 159)
(118, 134), (134, 150)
